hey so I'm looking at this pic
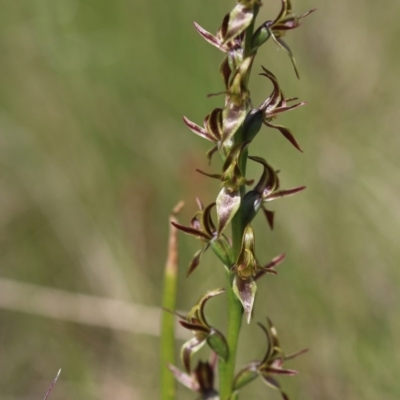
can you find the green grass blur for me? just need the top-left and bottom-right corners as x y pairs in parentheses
(1, 0), (400, 399)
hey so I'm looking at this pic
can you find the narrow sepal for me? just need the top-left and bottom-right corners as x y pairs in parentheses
(168, 364), (199, 392)
(220, 56), (232, 89)
(259, 375), (289, 400)
(205, 108), (223, 140)
(264, 120), (303, 152)
(268, 101), (307, 117)
(285, 348), (309, 361)
(264, 186), (306, 202)
(193, 22), (223, 51)
(262, 207), (275, 230)
(196, 169), (222, 180)
(187, 245), (209, 277)
(206, 145), (218, 164)
(201, 202), (217, 237)
(266, 317), (281, 350)
(183, 116), (217, 142)
(207, 329), (229, 361)
(216, 187), (241, 236)
(249, 156), (279, 194)
(255, 253), (286, 280)
(171, 221), (210, 240)
(259, 67), (282, 111)
(260, 366), (298, 376)
(271, 34), (299, 79)
(179, 320), (209, 334)
(232, 275), (257, 323)
(194, 361), (218, 398)
(196, 288), (225, 326)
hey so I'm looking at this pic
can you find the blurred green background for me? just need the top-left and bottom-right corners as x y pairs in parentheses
(1, 0), (400, 399)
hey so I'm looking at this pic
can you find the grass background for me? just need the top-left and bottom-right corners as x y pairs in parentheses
(1, 0), (400, 399)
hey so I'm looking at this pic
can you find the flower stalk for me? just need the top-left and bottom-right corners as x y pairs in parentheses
(161, 202), (184, 400)
(162, 1), (315, 399)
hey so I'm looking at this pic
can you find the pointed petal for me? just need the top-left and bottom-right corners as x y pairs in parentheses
(196, 197), (204, 211)
(179, 320), (209, 333)
(194, 361), (216, 394)
(255, 253), (286, 280)
(217, 13), (230, 42)
(206, 145), (219, 165)
(268, 101), (306, 116)
(168, 364), (199, 392)
(171, 221), (210, 240)
(198, 288), (225, 326)
(259, 374), (290, 400)
(205, 108), (223, 140)
(196, 169), (222, 180)
(272, 0), (289, 25)
(187, 245), (209, 277)
(260, 366), (298, 376)
(272, 34), (300, 79)
(264, 120), (303, 152)
(284, 348), (309, 361)
(264, 186), (306, 202)
(257, 321), (273, 364)
(220, 56), (232, 89)
(183, 116), (217, 142)
(193, 22), (223, 51)
(266, 317), (282, 350)
(181, 336), (206, 373)
(249, 156), (279, 194)
(299, 8), (317, 20)
(262, 207), (275, 230)
(259, 66), (282, 111)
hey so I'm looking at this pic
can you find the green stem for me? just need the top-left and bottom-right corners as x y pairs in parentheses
(218, 269), (244, 400)
(218, 8), (259, 399)
(160, 206), (182, 400)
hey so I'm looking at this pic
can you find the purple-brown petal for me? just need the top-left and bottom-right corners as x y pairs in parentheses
(264, 120), (303, 152)
(168, 364), (200, 392)
(183, 116), (217, 142)
(171, 221), (210, 240)
(193, 22), (223, 51)
(262, 207), (275, 230)
(264, 186), (306, 202)
(187, 245), (209, 277)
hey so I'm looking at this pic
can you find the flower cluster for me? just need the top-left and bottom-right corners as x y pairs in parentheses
(167, 0), (314, 398)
